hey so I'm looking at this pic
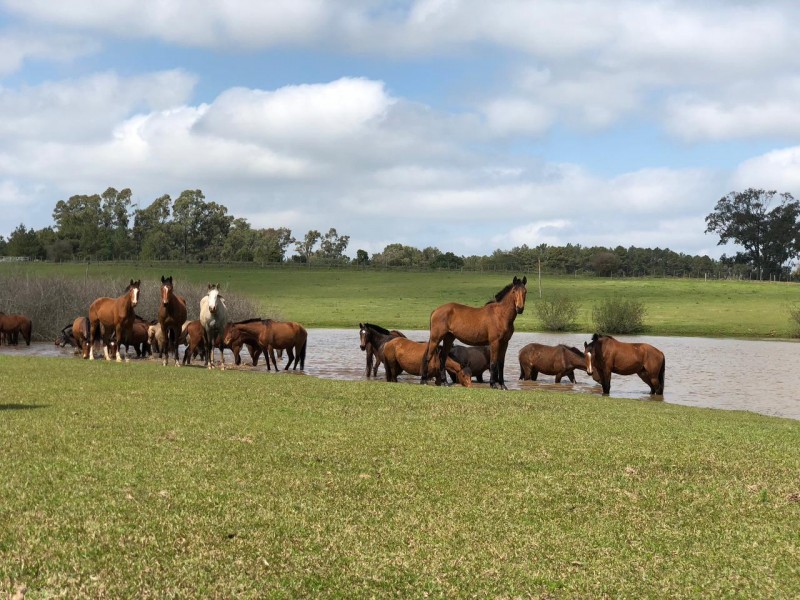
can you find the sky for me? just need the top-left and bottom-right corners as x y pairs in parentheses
(2, 0), (800, 260)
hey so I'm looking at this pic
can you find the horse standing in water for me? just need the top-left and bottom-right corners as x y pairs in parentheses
(158, 275), (188, 366)
(200, 284), (228, 370)
(518, 343), (586, 383)
(88, 279), (140, 362)
(358, 323), (406, 378)
(420, 276), (527, 389)
(583, 333), (665, 395)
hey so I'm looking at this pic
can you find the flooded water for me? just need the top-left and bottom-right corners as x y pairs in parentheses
(4, 330), (799, 421)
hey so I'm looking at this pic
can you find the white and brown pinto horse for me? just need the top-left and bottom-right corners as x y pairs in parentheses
(200, 283), (227, 370)
(88, 279), (140, 362)
(158, 275), (188, 366)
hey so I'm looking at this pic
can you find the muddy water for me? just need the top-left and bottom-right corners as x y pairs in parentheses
(5, 330), (799, 421)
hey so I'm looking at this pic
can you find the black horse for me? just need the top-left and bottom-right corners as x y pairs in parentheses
(358, 323), (406, 378)
(448, 345), (491, 383)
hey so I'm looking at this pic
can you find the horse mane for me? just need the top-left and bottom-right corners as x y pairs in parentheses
(235, 318), (262, 324)
(561, 345), (585, 357)
(486, 283), (514, 305)
(364, 322), (391, 335)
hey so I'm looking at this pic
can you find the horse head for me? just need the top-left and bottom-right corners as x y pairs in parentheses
(161, 275), (173, 306)
(583, 333), (601, 375)
(511, 276), (528, 314)
(128, 279), (141, 307)
(359, 323), (368, 350)
(207, 283), (221, 313)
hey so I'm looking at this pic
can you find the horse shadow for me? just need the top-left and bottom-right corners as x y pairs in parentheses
(0, 403), (48, 411)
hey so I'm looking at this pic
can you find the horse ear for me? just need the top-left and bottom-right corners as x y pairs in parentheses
(161, 275), (166, 283)
(208, 283), (213, 290)
(522, 276), (527, 285)
(130, 279), (134, 286)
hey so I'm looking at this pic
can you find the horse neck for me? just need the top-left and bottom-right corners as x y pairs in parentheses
(118, 291), (134, 315)
(494, 289), (520, 319)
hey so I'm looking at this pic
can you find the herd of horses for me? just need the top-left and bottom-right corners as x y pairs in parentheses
(15, 274), (665, 396)
(54, 276), (307, 371)
(361, 275), (665, 396)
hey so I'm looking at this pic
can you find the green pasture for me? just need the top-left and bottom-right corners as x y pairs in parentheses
(1, 356), (798, 598)
(3, 262), (798, 338)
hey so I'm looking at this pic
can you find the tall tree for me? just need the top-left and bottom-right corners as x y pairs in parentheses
(318, 227), (350, 260)
(294, 230), (321, 264)
(705, 188), (800, 279)
(52, 194), (103, 257)
(5, 224), (44, 258)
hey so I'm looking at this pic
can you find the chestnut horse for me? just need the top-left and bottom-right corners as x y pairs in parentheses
(0, 313), (32, 345)
(158, 275), (188, 367)
(518, 343), (586, 383)
(88, 279), (140, 362)
(420, 276), (527, 389)
(383, 337), (472, 387)
(258, 319), (307, 371)
(358, 323), (406, 378)
(200, 284), (227, 370)
(583, 333), (665, 395)
(181, 320), (207, 366)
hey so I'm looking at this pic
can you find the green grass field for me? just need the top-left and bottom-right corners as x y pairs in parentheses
(3, 262), (798, 338)
(1, 357), (799, 598)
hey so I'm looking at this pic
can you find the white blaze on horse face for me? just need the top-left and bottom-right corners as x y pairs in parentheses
(131, 286), (139, 307)
(208, 289), (219, 313)
(161, 284), (169, 305)
(586, 351), (593, 375)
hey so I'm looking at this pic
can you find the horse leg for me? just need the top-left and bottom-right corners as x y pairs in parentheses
(492, 341), (509, 390)
(436, 333), (456, 386)
(269, 347), (278, 371)
(365, 344), (374, 378)
(567, 370), (576, 383)
(419, 326), (444, 384)
(89, 320), (97, 361)
(284, 348), (295, 371)
(638, 369), (659, 395)
(601, 369), (612, 395)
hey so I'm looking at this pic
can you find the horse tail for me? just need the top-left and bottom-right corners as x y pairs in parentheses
(658, 355), (666, 394)
(298, 338), (307, 370)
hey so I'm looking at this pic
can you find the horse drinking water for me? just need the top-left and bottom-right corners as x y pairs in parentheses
(420, 276), (527, 389)
(583, 333), (665, 395)
(358, 323), (406, 378)
(88, 279), (140, 362)
(158, 275), (188, 366)
(200, 284), (228, 370)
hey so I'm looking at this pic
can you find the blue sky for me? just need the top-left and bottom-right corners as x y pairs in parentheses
(2, 0), (800, 260)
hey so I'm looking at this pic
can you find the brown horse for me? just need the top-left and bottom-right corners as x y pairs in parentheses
(420, 276), (527, 389)
(221, 319), (269, 367)
(383, 337), (472, 387)
(0, 313), (32, 345)
(258, 319), (307, 371)
(158, 275), (188, 366)
(71, 316), (92, 359)
(358, 323), (406, 378)
(583, 333), (665, 395)
(181, 320), (207, 366)
(89, 279), (140, 362)
(518, 343), (586, 383)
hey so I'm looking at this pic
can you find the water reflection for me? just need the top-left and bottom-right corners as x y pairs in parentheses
(5, 329), (799, 421)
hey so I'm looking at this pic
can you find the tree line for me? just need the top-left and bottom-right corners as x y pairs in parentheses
(1, 187), (798, 280)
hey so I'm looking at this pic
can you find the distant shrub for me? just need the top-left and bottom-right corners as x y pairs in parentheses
(789, 303), (800, 338)
(0, 274), (265, 342)
(592, 296), (646, 334)
(535, 294), (580, 331)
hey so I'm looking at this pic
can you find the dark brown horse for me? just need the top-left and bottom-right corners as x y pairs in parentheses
(258, 319), (307, 371)
(420, 276), (527, 389)
(221, 319), (270, 367)
(0, 313), (32, 346)
(383, 337), (472, 387)
(518, 343), (586, 383)
(448, 345), (491, 383)
(358, 323), (406, 378)
(88, 279), (141, 362)
(158, 275), (188, 367)
(583, 333), (665, 395)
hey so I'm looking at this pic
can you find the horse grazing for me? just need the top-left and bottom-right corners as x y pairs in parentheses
(0, 313), (32, 346)
(383, 337), (472, 387)
(448, 345), (491, 384)
(358, 323), (406, 378)
(88, 279), (140, 362)
(518, 343), (586, 383)
(258, 319), (307, 371)
(583, 333), (665, 395)
(200, 284), (228, 369)
(420, 276), (527, 389)
(158, 275), (188, 366)
(221, 319), (268, 367)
